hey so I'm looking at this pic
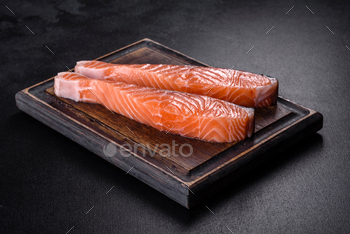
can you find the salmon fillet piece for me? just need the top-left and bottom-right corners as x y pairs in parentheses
(75, 61), (278, 108)
(54, 72), (255, 143)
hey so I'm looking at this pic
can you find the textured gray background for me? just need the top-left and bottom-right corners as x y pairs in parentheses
(1, 0), (349, 233)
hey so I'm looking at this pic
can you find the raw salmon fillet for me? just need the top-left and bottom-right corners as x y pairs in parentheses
(54, 72), (255, 143)
(75, 61), (278, 108)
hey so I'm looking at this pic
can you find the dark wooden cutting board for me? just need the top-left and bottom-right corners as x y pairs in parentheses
(15, 38), (323, 208)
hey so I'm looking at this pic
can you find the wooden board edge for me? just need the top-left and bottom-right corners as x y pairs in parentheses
(21, 77), (54, 94)
(16, 89), (177, 181)
(187, 108), (323, 190)
(187, 111), (323, 208)
(15, 89), (192, 187)
(15, 89), (193, 207)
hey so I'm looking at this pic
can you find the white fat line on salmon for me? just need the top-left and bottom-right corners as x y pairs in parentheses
(286, 6), (294, 14)
(204, 52), (259, 98)
(204, 64), (235, 96)
(6, 6), (14, 14)
(205, 84), (216, 96)
(86, 87), (114, 115)
(346, 46), (350, 51)
(166, 104), (195, 133)
(184, 104), (195, 115)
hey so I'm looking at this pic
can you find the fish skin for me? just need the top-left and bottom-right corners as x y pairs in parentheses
(75, 61), (278, 108)
(54, 72), (255, 143)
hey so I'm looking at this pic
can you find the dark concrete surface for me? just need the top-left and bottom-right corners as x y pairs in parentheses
(1, 0), (350, 233)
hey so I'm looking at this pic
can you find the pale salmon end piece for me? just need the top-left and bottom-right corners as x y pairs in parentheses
(54, 72), (255, 143)
(75, 61), (278, 108)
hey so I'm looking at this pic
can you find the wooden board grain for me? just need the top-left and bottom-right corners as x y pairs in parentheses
(15, 38), (323, 208)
